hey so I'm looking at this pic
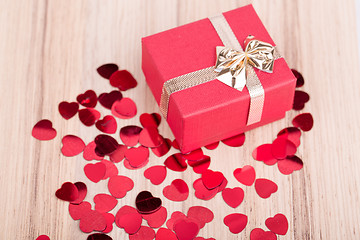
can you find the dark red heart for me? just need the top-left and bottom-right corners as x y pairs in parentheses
(97, 63), (119, 79)
(140, 113), (161, 128)
(71, 181), (87, 204)
(95, 115), (117, 134)
(109, 70), (137, 91)
(77, 90), (97, 108)
(292, 113), (314, 132)
(135, 191), (162, 214)
(87, 233), (113, 240)
(151, 138), (172, 157)
(293, 90), (310, 110)
(164, 153), (187, 172)
(98, 90), (123, 109)
(119, 125), (142, 146)
(265, 213), (289, 235)
(291, 69), (304, 87)
(94, 134), (119, 156)
(78, 108), (101, 126)
(32, 119), (57, 141)
(83, 141), (104, 161)
(55, 182), (79, 201)
(58, 101), (79, 119)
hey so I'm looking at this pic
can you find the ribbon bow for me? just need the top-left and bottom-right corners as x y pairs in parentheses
(214, 35), (275, 91)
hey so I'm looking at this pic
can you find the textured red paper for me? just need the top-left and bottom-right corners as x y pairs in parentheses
(142, 5), (296, 152)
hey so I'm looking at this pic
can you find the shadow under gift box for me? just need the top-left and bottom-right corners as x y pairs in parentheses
(141, 4), (296, 153)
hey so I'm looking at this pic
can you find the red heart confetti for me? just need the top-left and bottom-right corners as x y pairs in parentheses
(108, 175), (134, 198)
(87, 233), (113, 240)
(124, 158), (150, 170)
(204, 141), (219, 150)
(151, 138), (172, 157)
(95, 115), (117, 134)
(277, 155), (303, 175)
(164, 153), (187, 172)
(97, 63), (119, 79)
(111, 98), (137, 119)
(94, 134), (119, 156)
(101, 212), (115, 233)
(61, 135), (85, 157)
(84, 162), (106, 183)
(129, 226), (156, 240)
(83, 141), (104, 161)
(100, 159), (118, 179)
(116, 211), (142, 234)
(32, 119), (57, 141)
(98, 90), (123, 109)
(292, 113), (314, 132)
(291, 69), (304, 87)
(94, 194), (118, 213)
(202, 169), (224, 189)
(139, 127), (164, 148)
(109, 144), (127, 163)
(155, 227), (178, 240)
(142, 206), (167, 228)
(115, 205), (138, 228)
(183, 148), (204, 161)
(77, 90), (97, 108)
(69, 201), (91, 220)
(222, 133), (245, 147)
(193, 178), (218, 200)
(265, 213), (289, 235)
(79, 210), (107, 233)
(293, 90), (310, 110)
(172, 140), (180, 150)
(271, 137), (297, 159)
(166, 211), (187, 230)
(252, 144), (277, 165)
(78, 108), (101, 126)
(188, 155), (211, 174)
(250, 228), (277, 240)
(119, 125), (142, 147)
(277, 127), (301, 147)
(223, 213), (248, 234)
(109, 70), (138, 91)
(136, 191), (162, 214)
(71, 181), (87, 204)
(222, 187), (244, 208)
(255, 178), (278, 199)
(55, 182), (79, 201)
(140, 113), (161, 128)
(187, 206), (214, 229)
(36, 235), (50, 240)
(163, 179), (189, 202)
(173, 219), (200, 240)
(233, 165), (256, 186)
(144, 165), (167, 185)
(125, 146), (149, 168)
(58, 101), (79, 120)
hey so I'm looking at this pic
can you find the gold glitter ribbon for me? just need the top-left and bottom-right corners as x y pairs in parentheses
(159, 14), (281, 125)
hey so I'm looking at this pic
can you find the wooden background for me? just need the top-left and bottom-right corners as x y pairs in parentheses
(1, 0), (359, 239)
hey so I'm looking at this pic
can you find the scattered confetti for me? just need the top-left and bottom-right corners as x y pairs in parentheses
(32, 119), (57, 141)
(277, 155), (303, 175)
(187, 206), (214, 229)
(77, 90), (97, 108)
(173, 219), (200, 240)
(291, 69), (304, 87)
(292, 113), (314, 131)
(142, 206), (167, 228)
(87, 233), (113, 240)
(144, 165), (167, 185)
(55, 182), (79, 202)
(135, 191), (162, 214)
(97, 63), (119, 79)
(155, 227), (178, 240)
(100, 160), (119, 180)
(84, 162), (106, 183)
(252, 144), (277, 165)
(139, 127), (164, 148)
(78, 108), (101, 126)
(95, 115), (117, 134)
(223, 213), (248, 234)
(71, 182), (87, 204)
(250, 228), (277, 240)
(164, 153), (187, 172)
(201, 169), (224, 190)
(79, 210), (107, 233)
(61, 135), (85, 157)
(36, 235), (50, 240)
(111, 98), (137, 119)
(109, 144), (127, 163)
(109, 70), (138, 91)
(69, 201), (91, 220)
(233, 165), (256, 186)
(101, 212), (115, 233)
(108, 175), (134, 198)
(140, 113), (161, 128)
(94, 134), (119, 156)
(222, 187), (244, 208)
(58, 101), (79, 120)
(128, 226), (156, 240)
(187, 155), (211, 174)
(94, 194), (118, 213)
(293, 90), (310, 110)
(265, 213), (289, 235)
(83, 141), (104, 161)
(119, 125), (142, 146)
(163, 179), (189, 201)
(125, 146), (150, 168)
(277, 127), (301, 147)
(222, 133), (245, 147)
(182, 148), (204, 161)
(271, 137), (297, 160)
(204, 141), (219, 150)
(98, 90), (123, 109)
(151, 138), (172, 157)
(254, 178), (278, 199)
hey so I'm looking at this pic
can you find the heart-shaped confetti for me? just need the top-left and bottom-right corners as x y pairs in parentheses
(140, 113), (161, 128)
(61, 135), (85, 157)
(83, 141), (104, 161)
(265, 213), (289, 235)
(94, 134), (119, 156)
(98, 90), (122, 109)
(36, 235), (50, 240)
(79, 210), (107, 233)
(233, 165), (256, 186)
(151, 138), (172, 157)
(291, 69), (304, 87)
(117, 211), (142, 234)
(166, 211), (187, 230)
(252, 144), (277, 165)
(142, 206), (167, 228)
(58, 101), (79, 120)
(271, 137), (297, 160)
(32, 119), (57, 141)
(129, 226), (156, 240)
(108, 175), (134, 198)
(77, 90), (97, 108)
(144, 165), (167, 185)
(125, 146), (150, 168)
(95, 115), (117, 134)
(223, 213), (248, 234)
(204, 141), (219, 150)
(255, 178), (278, 199)
(71, 182), (87, 204)
(69, 201), (91, 220)
(202, 169), (224, 190)
(84, 162), (106, 183)
(119, 125), (142, 147)
(78, 108), (101, 126)
(109, 144), (127, 163)
(193, 178), (218, 200)
(222, 133), (245, 147)
(250, 228), (277, 240)
(111, 98), (137, 119)
(155, 227), (178, 240)
(292, 113), (314, 131)
(164, 153), (187, 172)
(277, 155), (303, 175)
(277, 127), (301, 147)
(183, 148), (204, 161)
(293, 90), (310, 110)
(115, 205), (138, 228)
(101, 212), (115, 233)
(139, 127), (164, 148)
(124, 158), (150, 170)
(55, 182), (79, 201)
(187, 206), (214, 229)
(97, 63), (119, 79)
(87, 233), (113, 240)
(222, 187), (244, 208)
(172, 140), (180, 150)
(188, 155), (211, 174)
(135, 191), (162, 214)
(163, 179), (189, 202)
(173, 219), (200, 240)
(109, 70), (138, 91)
(101, 160), (118, 179)
(94, 194), (118, 213)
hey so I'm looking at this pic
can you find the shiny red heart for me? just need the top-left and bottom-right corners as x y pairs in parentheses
(252, 144), (277, 165)
(277, 155), (303, 175)
(255, 178), (278, 199)
(144, 165), (167, 185)
(97, 63), (119, 79)
(98, 90), (122, 109)
(193, 178), (218, 200)
(222, 133), (245, 147)
(117, 211), (142, 234)
(109, 70), (138, 91)
(129, 226), (155, 240)
(223, 213), (248, 234)
(101, 160), (118, 180)
(142, 206), (167, 228)
(61, 135), (85, 157)
(69, 201), (91, 220)
(204, 141), (219, 150)
(115, 205), (138, 228)
(77, 90), (97, 108)
(166, 211), (187, 230)
(123, 158), (149, 170)
(135, 191), (162, 214)
(292, 113), (314, 132)
(140, 113), (161, 128)
(58, 101), (79, 119)
(201, 169), (224, 189)
(151, 138), (172, 157)
(163, 179), (189, 202)
(111, 98), (137, 119)
(173, 219), (200, 240)
(119, 125), (142, 146)
(109, 144), (127, 163)
(293, 90), (310, 110)
(233, 165), (256, 186)
(32, 119), (57, 141)
(125, 146), (149, 168)
(139, 127), (164, 148)
(188, 155), (211, 174)
(187, 206), (214, 229)
(55, 182), (79, 201)
(164, 153), (187, 172)
(101, 212), (115, 233)
(291, 69), (304, 87)
(250, 228), (277, 240)
(155, 227), (178, 240)
(182, 148), (204, 161)
(222, 187), (244, 208)
(94, 194), (118, 213)
(84, 162), (106, 183)
(94, 134), (119, 156)
(95, 115), (117, 134)
(277, 127), (302, 147)
(36, 235), (50, 240)
(108, 175), (134, 198)
(271, 137), (297, 159)
(265, 213), (289, 235)
(79, 210), (107, 233)
(83, 141), (104, 161)
(71, 182), (87, 204)
(78, 108), (101, 126)
(87, 233), (113, 240)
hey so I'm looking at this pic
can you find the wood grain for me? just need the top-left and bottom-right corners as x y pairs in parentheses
(1, 0), (359, 239)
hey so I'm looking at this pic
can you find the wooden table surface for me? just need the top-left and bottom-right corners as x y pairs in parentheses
(1, 0), (360, 239)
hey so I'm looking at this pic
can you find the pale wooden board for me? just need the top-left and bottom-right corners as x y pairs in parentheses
(1, 0), (360, 239)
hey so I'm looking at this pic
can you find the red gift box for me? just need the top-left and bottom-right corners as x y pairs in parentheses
(142, 4), (296, 153)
